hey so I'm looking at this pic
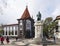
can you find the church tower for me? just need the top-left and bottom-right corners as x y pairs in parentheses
(17, 6), (34, 38)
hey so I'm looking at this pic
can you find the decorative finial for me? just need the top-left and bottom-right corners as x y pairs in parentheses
(26, 5), (28, 8)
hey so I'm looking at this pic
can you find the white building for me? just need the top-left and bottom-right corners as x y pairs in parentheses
(54, 15), (60, 38)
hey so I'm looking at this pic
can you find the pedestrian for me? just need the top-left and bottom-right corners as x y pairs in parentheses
(1, 36), (4, 44)
(0, 36), (1, 41)
(16, 37), (18, 41)
(54, 35), (56, 43)
(54, 33), (57, 43)
(6, 36), (10, 44)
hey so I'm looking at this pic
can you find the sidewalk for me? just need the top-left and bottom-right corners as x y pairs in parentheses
(0, 38), (58, 46)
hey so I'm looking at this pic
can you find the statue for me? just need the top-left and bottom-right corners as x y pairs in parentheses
(37, 12), (41, 21)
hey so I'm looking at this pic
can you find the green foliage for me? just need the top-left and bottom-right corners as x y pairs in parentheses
(43, 17), (53, 30)
(43, 17), (58, 38)
(0, 29), (3, 36)
(0, 29), (3, 33)
(49, 21), (58, 34)
(44, 17), (53, 25)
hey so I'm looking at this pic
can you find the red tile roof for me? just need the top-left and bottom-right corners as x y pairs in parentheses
(21, 6), (31, 19)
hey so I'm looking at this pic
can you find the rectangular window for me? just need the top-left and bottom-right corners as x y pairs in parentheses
(26, 20), (31, 31)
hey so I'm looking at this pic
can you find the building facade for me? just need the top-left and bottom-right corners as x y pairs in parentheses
(3, 24), (18, 37)
(17, 6), (34, 38)
(0, 6), (34, 38)
(54, 15), (60, 38)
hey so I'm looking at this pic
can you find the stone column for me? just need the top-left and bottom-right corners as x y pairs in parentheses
(8, 27), (10, 35)
(4, 27), (6, 35)
(14, 26), (15, 35)
(18, 20), (20, 37)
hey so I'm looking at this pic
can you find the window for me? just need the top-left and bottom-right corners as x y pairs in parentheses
(15, 31), (17, 35)
(20, 25), (23, 30)
(26, 20), (31, 30)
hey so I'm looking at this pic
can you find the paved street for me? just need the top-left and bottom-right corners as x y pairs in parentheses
(0, 38), (60, 46)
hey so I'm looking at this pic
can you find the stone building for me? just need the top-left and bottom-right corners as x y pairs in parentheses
(17, 6), (34, 38)
(0, 6), (34, 38)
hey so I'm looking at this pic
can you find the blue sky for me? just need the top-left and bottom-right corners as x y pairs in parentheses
(0, 0), (60, 24)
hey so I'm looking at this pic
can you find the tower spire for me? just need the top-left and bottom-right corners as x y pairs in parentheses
(20, 5), (31, 19)
(26, 5), (28, 8)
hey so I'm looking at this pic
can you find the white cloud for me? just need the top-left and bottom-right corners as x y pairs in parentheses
(0, 0), (60, 24)
(51, 4), (60, 19)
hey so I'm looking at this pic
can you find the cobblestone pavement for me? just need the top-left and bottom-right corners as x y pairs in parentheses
(0, 38), (60, 46)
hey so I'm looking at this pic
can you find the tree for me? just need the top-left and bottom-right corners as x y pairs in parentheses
(49, 21), (58, 35)
(0, 24), (4, 36)
(0, 29), (4, 36)
(44, 17), (53, 25)
(43, 17), (58, 38)
(43, 17), (53, 38)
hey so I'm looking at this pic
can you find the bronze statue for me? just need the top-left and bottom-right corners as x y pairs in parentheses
(37, 12), (41, 21)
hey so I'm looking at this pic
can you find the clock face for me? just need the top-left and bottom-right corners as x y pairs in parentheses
(26, 20), (31, 30)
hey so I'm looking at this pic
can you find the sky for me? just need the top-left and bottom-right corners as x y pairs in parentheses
(0, 0), (60, 24)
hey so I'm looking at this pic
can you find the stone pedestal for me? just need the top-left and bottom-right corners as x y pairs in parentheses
(31, 21), (43, 44)
(35, 21), (43, 39)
